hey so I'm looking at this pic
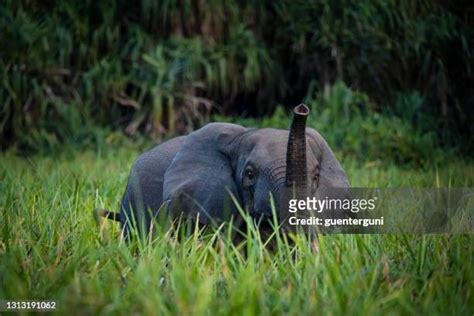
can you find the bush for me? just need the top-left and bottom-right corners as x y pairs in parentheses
(218, 81), (444, 165)
(1, 0), (472, 156)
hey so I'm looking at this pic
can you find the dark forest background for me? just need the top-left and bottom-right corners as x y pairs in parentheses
(1, 0), (473, 163)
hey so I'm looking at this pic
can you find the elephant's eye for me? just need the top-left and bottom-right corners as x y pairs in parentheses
(243, 167), (257, 187)
(246, 169), (255, 179)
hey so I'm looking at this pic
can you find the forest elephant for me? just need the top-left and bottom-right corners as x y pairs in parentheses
(97, 104), (350, 240)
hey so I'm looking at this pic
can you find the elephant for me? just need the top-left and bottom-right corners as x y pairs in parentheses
(97, 104), (350, 240)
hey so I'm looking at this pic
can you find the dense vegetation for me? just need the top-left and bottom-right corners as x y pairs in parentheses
(1, 1), (473, 159)
(1, 147), (473, 314)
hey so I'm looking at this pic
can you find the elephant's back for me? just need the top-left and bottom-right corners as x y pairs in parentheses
(120, 136), (186, 238)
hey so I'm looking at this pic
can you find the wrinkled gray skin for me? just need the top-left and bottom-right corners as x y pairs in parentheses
(119, 122), (349, 240)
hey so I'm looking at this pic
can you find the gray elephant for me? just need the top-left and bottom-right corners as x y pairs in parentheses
(97, 104), (350, 240)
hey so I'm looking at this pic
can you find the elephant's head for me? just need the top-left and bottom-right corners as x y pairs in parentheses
(163, 104), (349, 225)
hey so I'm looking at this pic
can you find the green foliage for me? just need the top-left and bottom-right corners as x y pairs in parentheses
(1, 0), (472, 155)
(217, 81), (445, 165)
(0, 0), (279, 153)
(306, 82), (443, 165)
(0, 148), (473, 314)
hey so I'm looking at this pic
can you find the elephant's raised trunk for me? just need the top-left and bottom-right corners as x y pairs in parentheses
(285, 104), (309, 190)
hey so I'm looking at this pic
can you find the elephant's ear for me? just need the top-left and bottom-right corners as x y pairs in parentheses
(306, 128), (350, 188)
(163, 123), (247, 224)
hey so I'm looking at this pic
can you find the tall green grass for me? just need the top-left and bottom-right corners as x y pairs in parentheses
(0, 146), (473, 314)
